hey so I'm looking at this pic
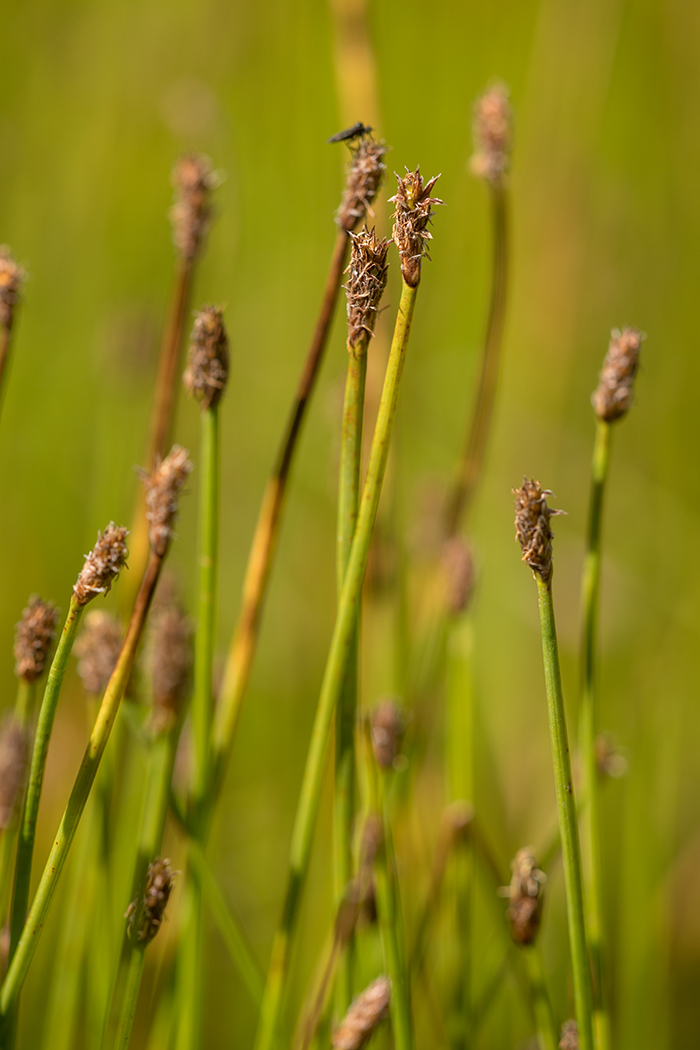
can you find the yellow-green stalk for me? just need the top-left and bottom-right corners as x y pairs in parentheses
(513, 479), (594, 1050)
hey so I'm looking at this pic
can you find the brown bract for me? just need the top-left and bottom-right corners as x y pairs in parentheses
(150, 604), (193, 734)
(559, 1020), (579, 1050)
(170, 153), (217, 260)
(74, 611), (123, 696)
(592, 327), (643, 422)
(345, 227), (390, 350)
(513, 478), (563, 583)
(0, 717), (28, 830)
(127, 857), (176, 945)
(183, 305), (229, 409)
(470, 83), (512, 183)
(332, 975), (391, 1050)
(14, 597), (59, 682)
(0, 247), (25, 330)
(370, 699), (405, 770)
(74, 523), (129, 606)
(390, 168), (443, 287)
(337, 138), (387, 232)
(504, 846), (546, 946)
(144, 446), (193, 557)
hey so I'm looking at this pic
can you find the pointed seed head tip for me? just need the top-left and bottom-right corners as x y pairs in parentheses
(504, 847), (546, 945)
(332, 975), (391, 1050)
(470, 82), (513, 182)
(337, 138), (388, 231)
(559, 1021), (579, 1050)
(145, 446), (193, 557)
(74, 524), (129, 606)
(345, 226), (390, 348)
(183, 305), (229, 409)
(592, 327), (644, 422)
(0, 247), (25, 329)
(0, 717), (29, 830)
(170, 153), (217, 260)
(389, 168), (443, 287)
(513, 478), (564, 583)
(74, 611), (123, 696)
(14, 597), (59, 682)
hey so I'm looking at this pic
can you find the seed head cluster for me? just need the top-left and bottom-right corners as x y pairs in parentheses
(504, 847), (546, 946)
(127, 857), (176, 945)
(370, 699), (405, 770)
(0, 717), (28, 830)
(183, 306), (229, 410)
(345, 227), (390, 349)
(145, 446), (193, 557)
(513, 479), (563, 584)
(592, 327), (643, 423)
(441, 536), (476, 617)
(559, 1020), (579, 1050)
(14, 596), (59, 682)
(470, 83), (513, 183)
(74, 524), (129, 606)
(0, 247), (25, 330)
(170, 153), (217, 260)
(390, 168), (443, 287)
(150, 604), (193, 734)
(332, 975), (391, 1050)
(74, 611), (123, 696)
(337, 138), (387, 232)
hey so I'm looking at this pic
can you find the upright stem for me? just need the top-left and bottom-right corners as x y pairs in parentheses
(0, 552), (164, 1026)
(535, 576), (594, 1050)
(579, 418), (612, 1050)
(254, 280), (418, 1050)
(334, 341), (367, 1015)
(0, 325), (14, 422)
(444, 180), (508, 537)
(523, 946), (558, 1050)
(0, 682), (36, 931)
(212, 228), (351, 786)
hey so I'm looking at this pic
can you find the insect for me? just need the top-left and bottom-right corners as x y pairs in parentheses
(326, 122), (373, 144)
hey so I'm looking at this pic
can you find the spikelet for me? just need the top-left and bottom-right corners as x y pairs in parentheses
(592, 327), (643, 423)
(370, 699), (405, 770)
(390, 168), (443, 287)
(73, 524), (129, 606)
(150, 604), (193, 733)
(14, 597), (59, 682)
(441, 536), (476, 616)
(0, 717), (28, 829)
(332, 975), (391, 1049)
(0, 247), (25, 329)
(470, 83), (513, 183)
(74, 611), (123, 696)
(126, 858), (176, 945)
(337, 139), (387, 232)
(183, 306), (229, 410)
(513, 479), (564, 584)
(504, 847), (546, 946)
(559, 1020), (579, 1049)
(170, 154), (217, 260)
(144, 446), (193, 557)
(345, 226), (390, 350)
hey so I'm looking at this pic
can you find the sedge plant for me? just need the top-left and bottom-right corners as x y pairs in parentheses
(0, 248), (24, 424)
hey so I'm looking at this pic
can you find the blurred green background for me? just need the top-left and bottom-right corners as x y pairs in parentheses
(1, 0), (699, 1046)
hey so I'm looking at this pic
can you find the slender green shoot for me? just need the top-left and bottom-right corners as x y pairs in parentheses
(523, 946), (558, 1050)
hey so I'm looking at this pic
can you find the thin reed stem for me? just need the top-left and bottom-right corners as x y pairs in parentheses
(0, 681), (35, 929)
(254, 279), (418, 1050)
(523, 946), (558, 1050)
(114, 948), (146, 1050)
(535, 575), (594, 1050)
(0, 551), (164, 1026)
(579, 417), (612, 1050)
(444, 181), (508, 537)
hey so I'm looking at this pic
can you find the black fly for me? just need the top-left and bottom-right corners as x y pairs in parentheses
(326, 122), (373, 144)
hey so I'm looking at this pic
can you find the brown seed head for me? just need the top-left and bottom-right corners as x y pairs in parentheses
(370, 699), (406, 770)
(595, 732), (628, 779)
(0, 247), (25, 330)
(470, 83), (513, 183)
(74, 611), (123, 696)
(73, 524), (129, 606)
(592, 327), (643, 423)
(345, 227), (390, 350)
(127, 857), (176, 945)
(559, 1020), (579, 1050)
(513, 479), (564, 584)
(183, 305), (229, 410)
(0, 717), (28, 830)
(504, 846), (546, 946)
(150, 604), (193, 733)
(390, 168), (443, 287)
(144, 446), (193, 557)
(441, 536), (476, 616)
(14, 597), (59, 682)
(337, 138), (388, 232)
(170, 154), (217, 260)
(332, 975), (391, 1050)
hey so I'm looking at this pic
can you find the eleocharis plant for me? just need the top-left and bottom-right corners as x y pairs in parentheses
(334, 226), (389, 1016)
(0, 248), (24, 423)
(254, 167), (442, 1050)
(580, 327), (643, 1050)
(0, 448), (192, 1034)
(513, 479), (594, 1050)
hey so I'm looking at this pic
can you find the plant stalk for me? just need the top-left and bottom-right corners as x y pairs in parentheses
(523, 946), (558, 1050)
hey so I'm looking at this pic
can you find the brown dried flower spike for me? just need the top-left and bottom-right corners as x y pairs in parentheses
(346, 227), (390, 350)
(592, 327), (643, 423)
(332, 975), (391, 1050)
(150, 604), (193, 734)
(127, 857), (176, 945)
(14, 597), (59, 682)
(0, 247), (25, 330)
(370, 699), (405, 770)
(0, 717), (28, 830)
(390, 168), (443, 287)
(145, 446), (193, 557)
(559, 1020), (579, 1050)
(73, 524), (129, 606)
(504, 846), (546, 946)
(338, 138), (387, 232)
(170, 154), (217, 260)
(470, 83), (513, 183)
(513, 478), (564, 584)
(74, 611), (123, 696)
(183, 306), (229, 410)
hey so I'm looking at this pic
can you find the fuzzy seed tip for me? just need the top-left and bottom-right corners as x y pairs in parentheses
(74, 524), (129, 606)
(513, 479), (563, 583)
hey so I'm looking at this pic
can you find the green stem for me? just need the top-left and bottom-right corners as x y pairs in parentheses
(254, 279), (418, 1050)
(114, 948), (146, 1050)
(535, 575), (594, 1050)
(9, 597), (84, 964)
(334, 340), (367, 1016)
(579, 418), (612, 1050)
(0, 551), (164, 1027)
(0, 682), (36, 929)
(523, 946), (558, 1050)
(174, 875), (204, 1050)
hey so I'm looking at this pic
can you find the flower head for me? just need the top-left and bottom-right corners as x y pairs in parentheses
(592, 327), (643, 422)
(183, 306), (229, 410)
(332, 975), (391, 1050)
(144, 446), (193, 557)
(470, 83), (512, 183)
(337, 138), (387, 232)
(74, 611), (123, 695)
(14, 597), (59, 682)
(170, 154), (217, 260)
(504, 847), (546, 945)
(0, 247), (25, 329)
(345, 227), (390, 349)
(390, 168), (443, 287)
(74, 524), (129, 606)
(513, 479), (564, 583)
